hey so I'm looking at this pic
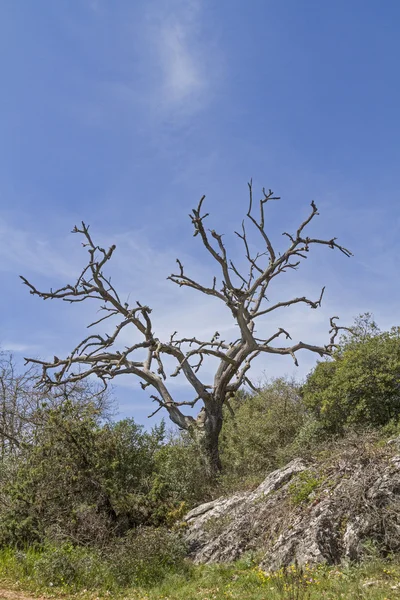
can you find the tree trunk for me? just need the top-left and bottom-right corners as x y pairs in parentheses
(192, 402), (223, 475)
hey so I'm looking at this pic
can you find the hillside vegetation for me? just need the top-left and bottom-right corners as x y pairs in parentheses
(1, 314), (400, 598)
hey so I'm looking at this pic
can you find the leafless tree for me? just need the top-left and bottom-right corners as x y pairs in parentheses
(0, 352), (111, 457)
(0, 353), (37, 455)
(21, 183), (351, 473)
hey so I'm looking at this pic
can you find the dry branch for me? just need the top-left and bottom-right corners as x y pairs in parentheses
(21, 185), (352, 471)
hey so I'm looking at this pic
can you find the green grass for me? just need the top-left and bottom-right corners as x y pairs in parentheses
(1, 547), (400, 599)
(287, 470), (323, 505)
(135, 560), (400, 600)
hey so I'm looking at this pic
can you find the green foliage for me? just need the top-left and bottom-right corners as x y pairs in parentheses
(4, 314), (400, 599)
(339, 312), (381, 348)
(288, 470), (322, 505)
(0, 395), (216, 548)
(93, 417), (167, 527)
(219, 378), (305, 488)
(0, 403), (167, 546)
(279, 416), (328, 463)
(302, 316), (400, 432)
(0, 528), (188, 592)
(2, 548), (400, 599)
(150, 434), (214, 524)
(380, 418), (400, 438)
(22, 543), (112, 590)
(109, 527), (189, 587)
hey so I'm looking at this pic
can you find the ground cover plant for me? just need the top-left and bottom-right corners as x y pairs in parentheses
(1, 551), (400, 599)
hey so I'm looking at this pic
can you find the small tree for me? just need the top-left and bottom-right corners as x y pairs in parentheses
(21, 184), (351, 473)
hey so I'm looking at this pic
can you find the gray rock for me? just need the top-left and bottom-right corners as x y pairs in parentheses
(184, 459), (307, 564)
(184, 451), (400, 571)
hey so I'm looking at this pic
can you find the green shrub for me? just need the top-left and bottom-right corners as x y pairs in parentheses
(288, 470), (322, 505)
(150, 434), (214, 523)
(277, 416), (329, 465)
(0, 527), (189, 591)
(302, 317), (400, 432)
(31, 543), (111, 589)
(0, 404), (168, 547)
(219, 378), (305, 489)
(109, 527), (189, 587)
(0, 544), (113, 591)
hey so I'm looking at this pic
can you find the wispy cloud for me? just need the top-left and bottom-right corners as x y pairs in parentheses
(143, 0), (218, 116)
(159, 11), (203, 105)
(2, 342), (40, 354)
(57, 0), (219, 133)
(0, 219), (80, 281)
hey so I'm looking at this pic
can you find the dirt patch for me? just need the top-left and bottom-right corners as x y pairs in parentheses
(0, 590), (47, 600)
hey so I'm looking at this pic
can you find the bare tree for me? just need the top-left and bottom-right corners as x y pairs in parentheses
(0, 351), (112, 457)
(0, 353), (37, 455)
(21, 184), (351, 473)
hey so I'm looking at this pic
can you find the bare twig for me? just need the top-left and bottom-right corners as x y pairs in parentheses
(21, 185), (351, 471)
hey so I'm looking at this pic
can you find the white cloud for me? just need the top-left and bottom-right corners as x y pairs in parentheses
(2, 342), (41, 354)
(143, 0), (217, 115)
(160, 17), (203, 105)
(0, 219), (80, 280)
(60, 0), (221, 137)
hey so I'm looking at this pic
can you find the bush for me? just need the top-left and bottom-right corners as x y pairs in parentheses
(0, 397), (214, 549)
(0, 527), (189, 592)
(30, 543), (111, 589)
(275, 416), (329, 465)
(0, 544), (112, 591)
(302, 316), (400, 432)
(219, 378), (305, 489)
(109, 527), (189, 587)
(150, 433), (214, 523)
(288, 470), (322, 505)
(0, 404), (167, 547)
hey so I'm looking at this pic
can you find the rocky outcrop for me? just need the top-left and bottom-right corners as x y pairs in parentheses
(184, 442), (400, 571)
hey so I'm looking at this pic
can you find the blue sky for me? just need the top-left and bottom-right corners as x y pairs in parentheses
(1, 0), (400, 425)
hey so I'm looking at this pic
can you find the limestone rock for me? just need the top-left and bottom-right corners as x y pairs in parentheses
(184, 448), (400, 571)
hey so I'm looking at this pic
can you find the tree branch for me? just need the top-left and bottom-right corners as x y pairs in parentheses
(21, 185), (351, 448)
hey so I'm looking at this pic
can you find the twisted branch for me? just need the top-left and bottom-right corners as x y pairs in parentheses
(22, 185), (351, 436)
